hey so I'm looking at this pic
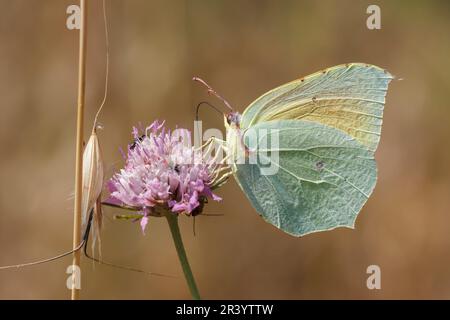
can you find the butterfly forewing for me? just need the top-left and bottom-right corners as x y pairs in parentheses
(240, 63), (392, 152)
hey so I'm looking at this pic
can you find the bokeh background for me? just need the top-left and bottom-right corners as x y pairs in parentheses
(0, 0), (449, 299)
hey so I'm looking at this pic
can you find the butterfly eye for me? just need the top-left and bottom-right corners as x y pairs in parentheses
(226, 112), (242, 126)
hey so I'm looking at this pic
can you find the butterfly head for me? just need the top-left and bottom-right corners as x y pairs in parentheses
(225, 112), (242, 129)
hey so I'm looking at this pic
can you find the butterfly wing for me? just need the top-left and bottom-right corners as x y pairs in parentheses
(233, 120), (376, 236)
(240, 63), (392, 152)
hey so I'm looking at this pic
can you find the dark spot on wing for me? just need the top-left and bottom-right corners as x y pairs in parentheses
(315, 160), (325, 171)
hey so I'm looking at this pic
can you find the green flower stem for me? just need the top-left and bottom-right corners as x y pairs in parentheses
(166, 213), (201, 300)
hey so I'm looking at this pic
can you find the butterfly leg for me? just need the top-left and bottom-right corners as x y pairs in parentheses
(210, 170), (233, 189)
(201, 137), (228, 164)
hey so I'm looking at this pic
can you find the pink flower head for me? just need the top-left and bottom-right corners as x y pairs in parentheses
(107, 120), (222, 232)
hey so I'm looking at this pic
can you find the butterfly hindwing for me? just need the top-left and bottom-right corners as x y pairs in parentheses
(233, 120), (377, 236)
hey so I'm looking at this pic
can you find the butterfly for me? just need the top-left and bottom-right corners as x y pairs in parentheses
(196, 63), (393, 237)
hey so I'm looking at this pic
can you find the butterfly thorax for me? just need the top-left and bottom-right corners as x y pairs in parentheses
(224, 112), (247, 170)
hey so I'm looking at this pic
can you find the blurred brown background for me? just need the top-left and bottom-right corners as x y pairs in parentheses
(0, 0), (449, 299)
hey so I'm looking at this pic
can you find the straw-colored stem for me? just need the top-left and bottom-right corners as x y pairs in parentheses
(71, 0), (88, 300)
(165, 214), (201, 300)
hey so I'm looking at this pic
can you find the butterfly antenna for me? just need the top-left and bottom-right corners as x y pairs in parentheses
(192, 77), (233, 111)
(195, 101), (224, 122)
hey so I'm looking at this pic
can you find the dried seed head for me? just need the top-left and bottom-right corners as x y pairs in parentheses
(81, 131), (104, 237)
